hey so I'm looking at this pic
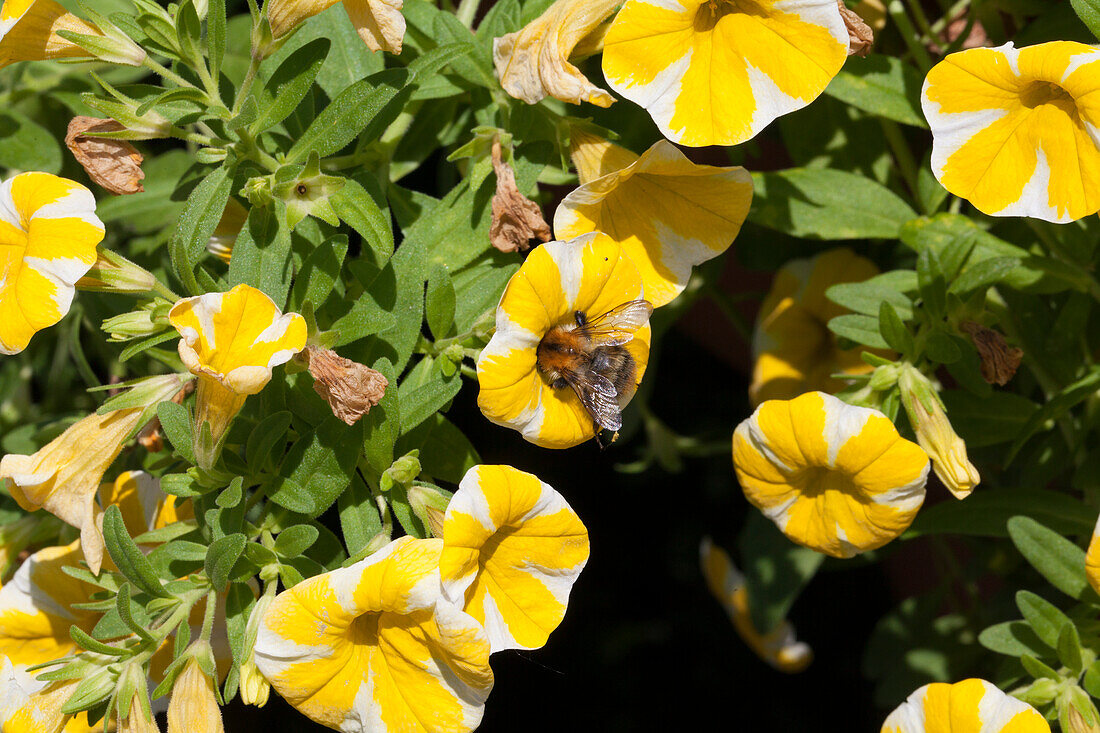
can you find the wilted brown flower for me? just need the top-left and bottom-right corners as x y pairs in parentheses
(65, 117), (145, 195)
(305, 346), (388, 425)
(838, 0), (873, 57)
(960, 321), (1023, 386)
(489, 140), (551, 253)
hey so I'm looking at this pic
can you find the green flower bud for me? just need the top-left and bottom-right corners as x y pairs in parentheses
(407, 482), (453, 537)
(78, 249), (157, 294)
(381, 450), (421, 493)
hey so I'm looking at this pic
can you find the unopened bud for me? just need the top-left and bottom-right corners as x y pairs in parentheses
(242, 176), (274, 208)
(868, 364), (900, 392)
(167, 653), (223, 733)
(407, 483), (452, 538)
(103, 306), (166, 342)
(1016, 677), (1059, 707)
(83, 97), (171, 140)
(899, 365), (979, 499)
(381, 451), (421, 493)
(1062, 687), (1100, 733)
(78, 249), (157, 293)
(58, 26), (146, 67)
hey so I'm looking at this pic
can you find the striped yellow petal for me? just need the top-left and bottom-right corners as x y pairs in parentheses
(923, 41), (1100, 223)
(493, 0), (619, 107)
(0, 669), (96, 733)
(554, 139), (752, 307)
(0, 408), (145, 574)
(882, 679), (1049, 733)
(98, 470), (192, 540)
(253, 536), (493, 733)
(602, 0), (848, 147)
(751, 248), (881, 405)
(0, 172), (104, 355)
(439, 465), (589, 652)
(0, 0), (98, 67)
(733, 391), (929, 558)
(699, 538), (811, 672)
(267, 0), (405, 53)
(1087, 512), (1100, 597)
(476, 232), (650, 449)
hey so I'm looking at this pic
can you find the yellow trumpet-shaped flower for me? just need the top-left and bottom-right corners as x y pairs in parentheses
(751, 248), (881, 405)
(253, 536), (494, 733)
(476, 233), (652, 449)
(601, 0), (849, 147)
(167, 658), (223, 733)
(0, 172), (105, 355)
(899, 366), (979, 499)
(882, 679), (1049, 733)
(266, 0), (405, 54)
(554, 133), (752, 307)
(439, 465), (589, 653)
(733, 392), (929, 558)
(0, 0), (100, 67)
(169, 284), (307, 469)
(493, 0), (620, 107)
(0, 408), (144, 574)
(922, 41), (1100, 222)
(699, 538), (811, 672)
(1087, 512), (1100, 597)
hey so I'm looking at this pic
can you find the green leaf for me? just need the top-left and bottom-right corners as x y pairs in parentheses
(924, 331), (961, 364)
(274, 525), (320, 558)
(398, 370), (462, 436)
(70, 625), (129, 656)
(269, 417), (363, 517)
(114, 583), (154, 642)
(361, 358), (399, 474)
(291, 234), (348, 311)
(245, 411), (292, 474)
(828, 314), (890, 349)
(227, 203), (294, 306)
(250, 38), (330, 136)
(738, 512), (824, 633)
(1020, 654), (1060, 681)
(1058, 621), (1085, 675)
(208, 0), (226, 82)
(102, 504), (169, 598)
(1008, 516), (1097, 601)
(225, 582), (255, 671)
(205, 533), (247, 591)
(1085, 660), (1100, 698)
(878, 301), (913, 355)
(169, 164), (231, 295)
(907, 489), (1093, 539)
(1071, 0), (1100, 39)
(916, 247), (946, 320)
(425, 264), (456, 340)
(287, 68), (411, 164)
(978, 621), (1057, 658)
(332, 176), (394, 260)
(1015, 590), (1072, 650)
(157, 401), (194, 464)
(938, 390), (1038, 449)
(337, 474), (383, 556)
(824, 54), (927, 127)
(826, 270), (916, 319)
(216, 476), (244, 509)
(0, 111), (62, 173)
(1008, 367), (1100, 462)
(949, 256), (1021, 295)
(394, 413), (479, 484)
(749, 169), (917, 240)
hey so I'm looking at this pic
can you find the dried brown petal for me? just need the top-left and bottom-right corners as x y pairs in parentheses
(490, 139), (551, 253)
(65, 116), (146, 195)
(960, 321), (1023, 386)
(306, 346), (388, 426)
(838, 0), (874, 57)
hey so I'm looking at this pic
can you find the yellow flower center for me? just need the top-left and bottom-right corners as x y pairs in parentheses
(794, 466), (854, 498)
(695, 0), (767, 32)
(347, 612), (381, 646)
(1020, 80), (1075, 112)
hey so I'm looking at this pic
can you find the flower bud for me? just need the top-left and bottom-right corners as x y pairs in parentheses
(380, 451), (421, 493)
(868, 363), (900, 392)
(238, 592), (274, 707)
(103, 307), (164, 342)
(116, 663), (159, 733)
(1062, 686), (1100, 733)
(242, 176), (274, 208)
(167, 651), (223, 733)
(84, 96), (172, 140)
(77, 249), (157, 293)
(1016, 677), (1060, 707)
(407, 482), (452, 538)
(899, 365), (979, 499)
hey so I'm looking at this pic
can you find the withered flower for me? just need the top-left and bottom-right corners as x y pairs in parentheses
(960, 321), (1023, 386)
(65, 116), (145, 195)
(304, 345), (389, 425)
(489, 140), (551, 254)
(838, 0), (874, 57)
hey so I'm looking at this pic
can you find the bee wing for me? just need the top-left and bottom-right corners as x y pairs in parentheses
(582, 300), (654, 347)
(563, 367), (623, 432)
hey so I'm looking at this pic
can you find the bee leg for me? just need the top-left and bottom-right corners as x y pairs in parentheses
(593, 423), (606, 450)
(574, 310), (588, 328)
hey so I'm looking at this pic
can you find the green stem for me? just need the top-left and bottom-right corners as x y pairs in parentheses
(930, 0), (970, 33)
(199, 589), (218, 642)
(152, 279), (181, 302)
(455, 0), (480, 28)
(904, 0), (937, 43)
(232, 53), (263, 117)
(887, 0), (935, 73)
(880, 119), (921, 205)
(234, 128), (280, 172)
(141, 56), (195, 90)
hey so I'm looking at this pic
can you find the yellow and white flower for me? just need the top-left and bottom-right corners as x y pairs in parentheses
(253, 536), (493, 733)
(0, 0), (100, 67)
(99, 470), (193, 540)
(169, 284), (307, 468)
(493, 0), (620, 107)
(922, 41), (1100, 223)
(0, 408), (145, 574)
(751, 248), (881, 405)
(882, 679), (1050, 733)
(0, 666), (95, 733)
(733, 391), (930, 558)
(554, 133), (753, 307)
(699, 538), (811, 672)
(476, 232), (651, 449)
(266, 0), (405, 54)
(601, 0), (849, 147)
(0, 172), (104, 355)
(1086, 512), (1100, 597)
(439, 464), (589, 653)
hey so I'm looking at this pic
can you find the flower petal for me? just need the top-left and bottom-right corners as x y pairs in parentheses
(881, 679), (1049, 733)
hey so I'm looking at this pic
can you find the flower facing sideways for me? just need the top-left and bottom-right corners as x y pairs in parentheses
(882, 679), (1049, 733)
(601, 0), (849, 147)
(751, 248), (881, 405)
(699, 538), (811, 672)
(439, 464), (589, 652)
(253, 536), (493, 733)
(0, 0), (99, 67)
(733, 392), (930, 558)
(169, 284), (307, 468)
(266, 0), (405, 54)
(555, 132), (753, 308)
(922, 41), (1100, 222)
(476, 233), (651, 449)
(0, 171), (104, 355)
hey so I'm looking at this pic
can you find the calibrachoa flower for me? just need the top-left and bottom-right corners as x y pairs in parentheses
(266, 0), (405, 54)
(0, 0), (100, 67)
(167, 656), (224, 733)
(699, 538), (811, 672)
(0, 664), (94, 733)
(882, 679), (1049, 732)
(0, 407), (145, 574)
(169, 284), (307, 469)
(733, 391), (930, 558)
(493, 0), (620, 107)
(476, 232), (651, 449)
(99, 470), (193, 540)
(922, 41), (1100, 222)
(601, 0), (849, 147)
(899, 366), (980, 500)
(554, 132), (753, 308)
(1086, 511), (1100, 596)
(751, 248), (881, 405)
(253, 536), (493, 733)
(0, 171), (104, 355)
(439, 465), (590, 653)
